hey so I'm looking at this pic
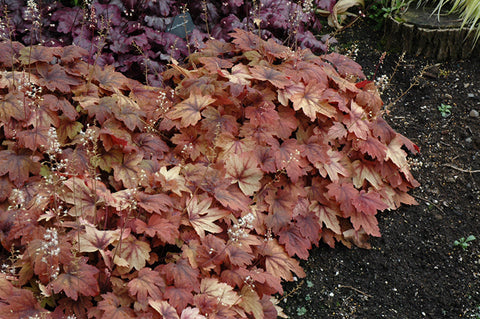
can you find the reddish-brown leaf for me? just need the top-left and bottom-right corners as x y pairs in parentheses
(167, 91), (216, 127)
(161, 258), (199, 291)
(19, 45), (58, 64)
(180, 306), (207, 319)
(315, 149), (350, 182)
(0, 92), (28, 122)
(355, 81), (383, 114)
(354, 136), (388, 160)
(36, 63), (82, 93)
(0, 275), (47, 319)
(113, 234), (151, 271)
(128, 268), (165, 304)
(200, 277), (240, 307)
(385, 134), (419, 185)
(278, 224), (311, 259)
(0, 41), (24, 67)
(63, 177), (107, 217)
(135, 214), (179, 244)
(187, 195), (230, 238)
(57, 117), (83, 142)
(290, 82), (336, 120)
(351, 160), (383, 189)
(271, 139), (307, 183)
(79, 224), (120, 253)
(99, 119), (136, 152)
(372, 117), (397, 144)
(214, 184), (252, 212)
(0, 150), (41, 187)
(149, 300), (179, 319)
(244, 100), (280, 127)
(323, 52), (365, 79)
(264, 188), (295, 233)
(250, 65), (290, 89)
(164, 287), (194, 312)
(59, 45), (89, 63)
(41, 94), (77, 121)
(112, 152), (143, 189)
(260, 239), (306, 281)
(111, 93), (146, 131)
(75, 95), (113, 125)
(349, 210), (381, 236)
(136, 192), (173, 214)
(353, 190), (389, 216)
(51, 259), (100, 300)
(134, 133), (169, 160)
(219, 64), (253, 86)
(226, 243), (255, 267)
(303, 135), (330, 165)
(97, 292), (135, 319)
(326, 182), (358, 218)
(295, 212), (322, 243)
(231, 28), (260, 51)
(343, 101), (370, 140)
(93, 64), (131, 91)
(16, 126), (49, 151)
(225, 152), (263, 196)
(198, 56), (233, 72)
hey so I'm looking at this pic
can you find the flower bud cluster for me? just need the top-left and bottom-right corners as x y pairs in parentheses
(8, 188), (26, 210)
(25, 0), (41, 29)
(228, 212), (255, 242)
(38, 228), (61, 280)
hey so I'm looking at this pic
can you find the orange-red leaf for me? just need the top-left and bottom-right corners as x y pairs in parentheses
(278, 224), (311, 259)
(167, 92), (216, 127)
(261, 239), (306, 281)
(36, 63), (82, 93)
(0, 92), (28, 122)
(51, 259), (99, 300)
(326, 182), (358, 218)
(149, 300), (179, 319)
(187, 195), (230, 238)
(250, 65), (290, 88)
(290, 82), (336, 120)
(134, 214), (179, 244)
(161, 258), (199, 291)
(97, 292), (135, 319)
(225, 152), (263, 196)
(0, 150), (40, 187)
(349, 211), (381, 236)
(352, 190), (389, 216)
(113, 234), (151, 271)
(200, 278), (240, 307)
(128, 268), (165, 304)
(112, 152), (143, 189)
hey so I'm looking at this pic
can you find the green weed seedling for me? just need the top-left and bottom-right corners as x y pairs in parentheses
(297, 306), (307, 316)
(454, 235), (476, 250)
(438, 103), (452, 117)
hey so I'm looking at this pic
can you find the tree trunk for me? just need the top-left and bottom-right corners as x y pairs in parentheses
(385, 7), (480, 61)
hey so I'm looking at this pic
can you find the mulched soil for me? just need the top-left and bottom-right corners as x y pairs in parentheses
(281, 19), (480, 318)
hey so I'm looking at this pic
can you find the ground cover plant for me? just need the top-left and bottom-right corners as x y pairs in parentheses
(0, 1), (420, 318)
(0, 0), (335, 86)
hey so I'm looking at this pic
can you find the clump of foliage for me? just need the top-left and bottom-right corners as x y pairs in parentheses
(0, 0), (335, 86)
(0, 26), (418, 317)
(454, 235), (476, 250)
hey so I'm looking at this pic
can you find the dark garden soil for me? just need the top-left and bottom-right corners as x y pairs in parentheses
(280, 20), (480, 318)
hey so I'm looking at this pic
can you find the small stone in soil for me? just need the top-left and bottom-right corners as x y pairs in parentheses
(469, 109), (479, 118)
